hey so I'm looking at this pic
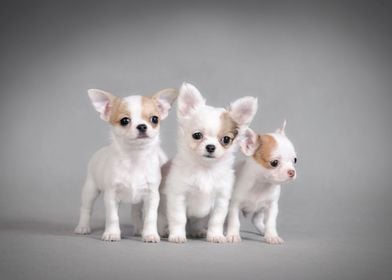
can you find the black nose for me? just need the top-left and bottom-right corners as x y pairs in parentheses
(136, 124), (147, 132)
(206, 145), (216, 153)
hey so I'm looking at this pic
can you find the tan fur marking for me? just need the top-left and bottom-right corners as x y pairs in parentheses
(109, 96), (131, 125)
(219, 112), (239, 148)
(253, 134), (278, 169)
(141, 96), (160, 128)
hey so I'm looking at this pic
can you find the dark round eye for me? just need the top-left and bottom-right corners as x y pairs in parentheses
(151, 116), (159, 124)
(192, 132), (203, 140)
(294, 157), (297, 164)
(270, 160), (279, 168)
(120, 117), (130, 126)
(221, 136), (231, 145)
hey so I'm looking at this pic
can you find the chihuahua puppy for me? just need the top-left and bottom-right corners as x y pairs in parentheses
(159, 83), (258, 243)
(226, 121), (297, 244)
(74, 88), (177, 242)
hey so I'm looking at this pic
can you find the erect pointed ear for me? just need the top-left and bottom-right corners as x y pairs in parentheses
(153, 88), (178, 120)
(87, 89), (115, 121)
(228, 96), (258, 127)
(276, 119), (287, 135)
(177, 82), (205, 118)
(241, 128), (260, 156)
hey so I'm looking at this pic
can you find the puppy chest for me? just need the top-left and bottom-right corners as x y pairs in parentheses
(240, 186), (275, 212)
(186, 189), (215, 218)
(112, 163), (160, 203)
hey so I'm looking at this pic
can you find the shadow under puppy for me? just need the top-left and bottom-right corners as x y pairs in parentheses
(74, 88), (177, 242)
(159, 83), (258, 243)
(226, 121), (297, 244)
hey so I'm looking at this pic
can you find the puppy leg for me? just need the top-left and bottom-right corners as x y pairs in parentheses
(102, 191), (121, 241)
(207, 196), (229, 243)
(131, 202), (143, 236)
(167, 193), (187, 243)
(252, 210), (265, 235)
(226, 203), (242, 243)
(74, 176), (99, 235)
(264, 202), (284, 244)
(141, 187), (160, 243)
(157, 195), (169, 238)
(188, 216), (208, 238)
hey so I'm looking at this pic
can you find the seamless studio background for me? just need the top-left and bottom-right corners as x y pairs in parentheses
(0, 0), (391, 280)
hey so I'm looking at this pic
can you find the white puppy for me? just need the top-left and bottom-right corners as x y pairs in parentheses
(226, 121), (297, 244)
(74, 88), (177, 242)
(159, 83), (258, 243)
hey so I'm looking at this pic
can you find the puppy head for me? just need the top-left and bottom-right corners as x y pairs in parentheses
(241, 121), (297, 184)
(88, 88), (177, 144)
(177, 82), (257, 162)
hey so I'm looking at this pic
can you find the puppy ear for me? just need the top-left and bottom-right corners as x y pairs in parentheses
(177, 82), (205, 118)
(87, 89), (115, 121)
(228, 96), (258, 127)
(276, 119), (287, 135)
(241, 128), (260, 156)
(153, 88), (178, 120)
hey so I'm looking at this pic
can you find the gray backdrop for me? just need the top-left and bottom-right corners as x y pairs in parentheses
(1, 0), (391, 279)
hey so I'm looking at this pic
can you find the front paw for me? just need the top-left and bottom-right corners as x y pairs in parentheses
(168, 234), (187, 243)
(74, 225), (91, 235)
(101, 231), (121, 241)
(264, 234), (284, 244)
(142, 233), (160, 243)
(207, 233), (227, 243)
(226, 233), (242, 243)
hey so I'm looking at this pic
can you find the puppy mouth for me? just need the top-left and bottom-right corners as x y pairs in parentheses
(203, 154), (215, 159)
(136, 133), (149, 139)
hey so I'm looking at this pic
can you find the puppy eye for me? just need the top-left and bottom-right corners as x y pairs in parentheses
(221, 136), (232, 145)
(120, 117), (131, 126)
(192, 132), (203, 140)
(294, 157), (297, 164)
(270, 160), (279, 168)
(151, 116), (159, 124)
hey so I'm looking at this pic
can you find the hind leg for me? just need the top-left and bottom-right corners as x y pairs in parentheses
(131, 202), (143, 236)
(252, 210), (265, 235)
(74, 176), (100, 234)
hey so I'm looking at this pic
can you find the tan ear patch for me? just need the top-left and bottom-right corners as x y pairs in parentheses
(253, 134), (277, 169)
(141, 96), (160, 128)
(218, 112), (239, 148)
(109, 96), (131, 125)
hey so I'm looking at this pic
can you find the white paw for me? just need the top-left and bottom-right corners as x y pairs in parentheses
(142, 233), (161, 243)
(168, 234), (187, 243)
(207, 233), (227, 243)
(74, 225), (91, 235)
(264, 234), (284, 244)
(189, 229), (207, 238)
(226, 233), (242, 243)
(101, 231), (121, 241)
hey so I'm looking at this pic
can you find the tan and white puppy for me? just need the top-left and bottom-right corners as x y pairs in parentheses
(74, 88), (177, 242)
(159, 83), (258, 243)
(226, 121), (297, 244)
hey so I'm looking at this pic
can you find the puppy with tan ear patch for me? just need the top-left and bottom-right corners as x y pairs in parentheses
(159, 82), (258, 243)
(226, 121), (298, 244)
(74, 88), (177, 242)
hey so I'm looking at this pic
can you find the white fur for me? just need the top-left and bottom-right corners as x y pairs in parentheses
(159, 83), (258, 243)
(226, 125), (297, 244)
(74, 88), (177, 242)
